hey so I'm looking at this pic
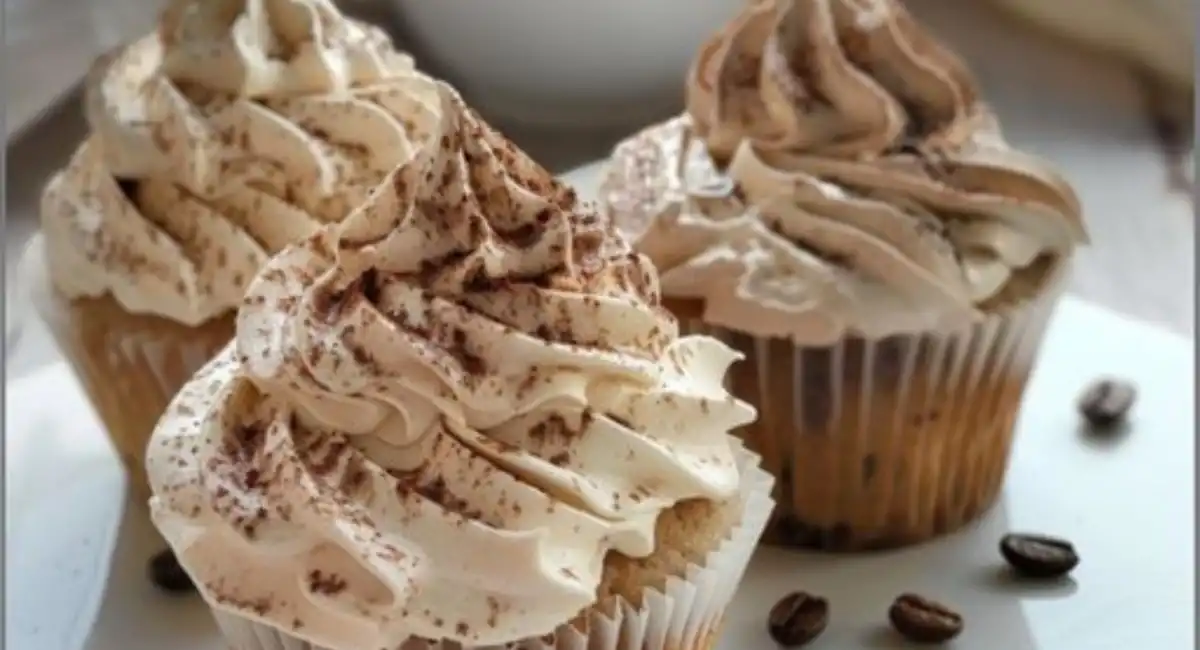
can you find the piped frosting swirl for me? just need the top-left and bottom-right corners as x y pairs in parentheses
(148, 84), (754, 649)
(686, 0), (982, 163)
(157, 0), (411, 97)
(41, 0), (436, 325)
(602, 0), (1087, 343)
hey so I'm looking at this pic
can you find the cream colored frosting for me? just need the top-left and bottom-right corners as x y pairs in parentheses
(41, 0), (437, 326)
(602, 0), (1087, 344)
(148, 83), (755, 649)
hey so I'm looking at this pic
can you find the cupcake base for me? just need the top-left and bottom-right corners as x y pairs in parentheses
(206, 446), (773, 650)
(670, 271), (1065, 551)
(212, 613), (726, 650)
(28, 242), (234, 501)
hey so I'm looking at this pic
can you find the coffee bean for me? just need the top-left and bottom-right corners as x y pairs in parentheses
(1077, 378), (1136, 428)
(888, 593), (963, 644)
(767, 591), (828, 647)
(149, 549), (195, 594)
(1000, 533), (1079, 578)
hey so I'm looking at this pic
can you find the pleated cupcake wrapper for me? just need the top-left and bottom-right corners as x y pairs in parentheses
(210, 444), (774, 650)
(680, 274), (1068, 551)
(24, 236), (235, 501)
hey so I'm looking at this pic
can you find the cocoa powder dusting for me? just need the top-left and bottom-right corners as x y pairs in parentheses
(449, 329), (487, 376)
(410, 476), (483, 521)
(223, 421), (267, 465)
(307, 570), (348, 596)
(548, 451), (571, 467)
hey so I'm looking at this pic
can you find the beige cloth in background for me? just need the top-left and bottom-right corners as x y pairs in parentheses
(987, 0), (1192, 93)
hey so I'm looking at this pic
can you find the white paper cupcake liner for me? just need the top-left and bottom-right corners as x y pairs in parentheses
(24, 234), (234, 499)
(680, 266), (1069, 550)
(210, 444), (774, 650)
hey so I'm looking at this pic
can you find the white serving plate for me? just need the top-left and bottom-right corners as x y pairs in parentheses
(6, 164), (1195, 650)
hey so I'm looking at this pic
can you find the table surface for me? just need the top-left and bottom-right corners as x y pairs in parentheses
(4, 0), (1194, 385)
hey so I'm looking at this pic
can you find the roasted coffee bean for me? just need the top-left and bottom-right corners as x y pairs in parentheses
(1000, 533), (1080, 578)
(767, 591), (829, 647)
(1077, 378), (1136, 428)
(149, 549), (195, 594)
(888, 593), (963, 644)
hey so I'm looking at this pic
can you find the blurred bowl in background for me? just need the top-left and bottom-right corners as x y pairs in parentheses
(387, 0), (740, 129)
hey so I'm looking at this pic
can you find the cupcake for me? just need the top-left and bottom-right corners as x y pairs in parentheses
(601, 0), (1087, 550)
(34, 0), (440, 500)
(147, 83), (773, 650)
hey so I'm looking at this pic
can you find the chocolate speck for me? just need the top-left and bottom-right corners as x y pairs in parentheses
(548, 451), (571, 467)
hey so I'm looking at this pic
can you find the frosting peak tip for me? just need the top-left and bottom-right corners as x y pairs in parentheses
(333, 81), (657, 309)
(686, 0), (981, 162)
(158, 0), (410, 97)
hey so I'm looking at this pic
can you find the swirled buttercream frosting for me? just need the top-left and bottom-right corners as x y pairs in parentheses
(41, 0), (437, 326)
(602, 0), (1087, 343)
(148, 83), (755, 649)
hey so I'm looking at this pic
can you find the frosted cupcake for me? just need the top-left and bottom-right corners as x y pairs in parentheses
(148, 83), (773, 650)
(601, 0), (1087, 550)
(35, 0), (439, 499)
